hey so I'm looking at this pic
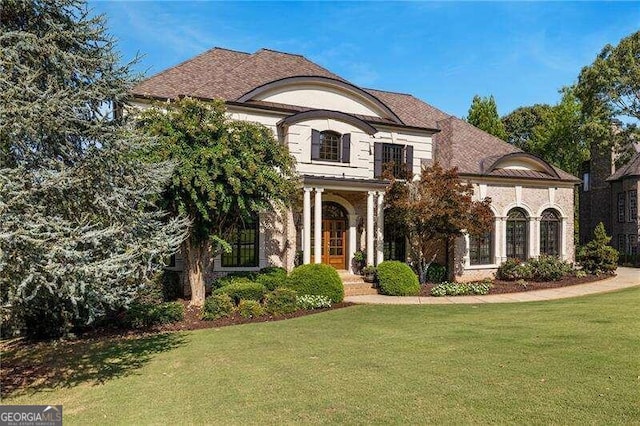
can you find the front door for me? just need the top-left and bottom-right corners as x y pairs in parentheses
(322, 219), (346, 269)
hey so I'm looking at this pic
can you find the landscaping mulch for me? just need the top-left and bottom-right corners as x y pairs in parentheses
(419, 273), (614, 297)
(159, 300), (354, 332)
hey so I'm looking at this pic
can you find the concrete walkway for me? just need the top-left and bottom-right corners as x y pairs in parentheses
(345, 267), (640, 305)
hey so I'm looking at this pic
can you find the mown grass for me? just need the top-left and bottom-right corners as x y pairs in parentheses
(3, 288), (640, 424)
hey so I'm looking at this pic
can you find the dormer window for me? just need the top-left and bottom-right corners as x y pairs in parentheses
(311, 129), (351, 163)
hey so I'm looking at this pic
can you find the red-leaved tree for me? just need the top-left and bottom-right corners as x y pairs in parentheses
(384, 163), (494, 282)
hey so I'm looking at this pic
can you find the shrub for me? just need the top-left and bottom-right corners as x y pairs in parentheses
(160, 271), (182, 301)
(264, 288), (298, 315)
(531, 255), (573, 281)
(377, 261), (420, 296)
(426, 263), (447, 283)
(237, 300), (265, 318)
(202, 294), (234, 320)
(256, 267), (289, 291)
(575, 270), (587, 278)
(212, 281), (266, 304)
(210, 272), (258, 290)
(259, 266), (287, 275)
(430, 281), (491, 297)
(496, 258), (529, 281)
(288, 264), (344, 303)
(125, 301), (184, 328)
(297, 294), (332, 310)
(577, 223), (619, 275)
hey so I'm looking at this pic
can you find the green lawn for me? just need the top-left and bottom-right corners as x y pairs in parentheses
(4, 288), (640, 424)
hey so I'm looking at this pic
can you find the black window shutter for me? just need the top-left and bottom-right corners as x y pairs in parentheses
(341, 133), (351, 163)
(405, 145), (414, 176)
(311, 129), (321, 160)
(374, 142), (383, 178)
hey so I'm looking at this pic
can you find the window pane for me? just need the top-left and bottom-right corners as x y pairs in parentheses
(382, 144), (405, 178)
(221, 217), (259, 267)
(506, 209), (528, 260)
(470, 230), (492, 265)
(319, 132), (340, 161)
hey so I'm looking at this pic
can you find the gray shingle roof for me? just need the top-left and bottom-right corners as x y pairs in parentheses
(607, 152), (640, 181)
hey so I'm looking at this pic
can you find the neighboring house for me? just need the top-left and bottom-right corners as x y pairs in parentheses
(580, 143), (640, 257)
(130, 47), (579, 282)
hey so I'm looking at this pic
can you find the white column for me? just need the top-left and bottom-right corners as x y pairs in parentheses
(366, 191), (375, 265)
(463, 233), (471, 268)
(493, 217), (501, 264)
(314, 188), (324, 264)
(499, 217), (507, 262)
(303, 188), (312, 264)
(530, 217), (539, 259)
(348, 214), (358, 274)
(560, 217), (568, 260)
(376, 191), (385, 265)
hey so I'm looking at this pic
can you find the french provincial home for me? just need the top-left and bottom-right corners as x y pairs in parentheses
(130, 47), (580, 283)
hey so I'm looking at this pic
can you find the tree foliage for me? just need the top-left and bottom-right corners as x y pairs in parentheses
(0, 0), (187, 338)
(501, 88), (590, 176)
(576, 30), (640, 165)
(466, 95), (508, 140)
(384, 163), (494, 283)
(576, 222), (618, 275)
(502, 104), (553, 150)
(137, 98), (298, 305)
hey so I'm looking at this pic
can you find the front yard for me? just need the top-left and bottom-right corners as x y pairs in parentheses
(2, 287), (639, 424)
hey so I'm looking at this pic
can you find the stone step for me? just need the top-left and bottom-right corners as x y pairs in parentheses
(343, 282), (378, 296)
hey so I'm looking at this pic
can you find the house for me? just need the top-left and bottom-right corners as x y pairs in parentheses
(580, 143), (640, 259)
(130, 47), (580, 283)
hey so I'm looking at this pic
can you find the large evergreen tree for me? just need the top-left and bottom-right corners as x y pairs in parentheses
(0, 0), (187, 337)
(137, 98), (298, 306)
(466, 95), (508, 140)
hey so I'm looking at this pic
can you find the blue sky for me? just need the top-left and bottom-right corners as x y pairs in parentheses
(91, 1), (639, 118)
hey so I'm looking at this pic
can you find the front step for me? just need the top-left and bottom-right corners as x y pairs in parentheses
(338, 271), (378, 296)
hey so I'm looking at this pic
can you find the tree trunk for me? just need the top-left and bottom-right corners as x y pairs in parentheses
(184, 241), (207, 307)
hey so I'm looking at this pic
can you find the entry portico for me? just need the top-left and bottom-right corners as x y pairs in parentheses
(301, 176), (388, 273)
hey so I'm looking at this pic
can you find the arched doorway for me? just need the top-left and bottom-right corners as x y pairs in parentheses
(312, 202), (348, 269)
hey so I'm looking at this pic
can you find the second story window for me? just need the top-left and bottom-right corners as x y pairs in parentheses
(618, 192), (626, 223)
(582, 172), (590, 191)
(311, 130), (351, 163)
(374, 142), (414, 178)
(629, 190), (637, 222)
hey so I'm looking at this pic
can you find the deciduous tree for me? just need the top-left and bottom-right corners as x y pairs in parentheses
(137, 98), (298, 306)
(384, 163), (493, 283)
(576, 30), (640, 166)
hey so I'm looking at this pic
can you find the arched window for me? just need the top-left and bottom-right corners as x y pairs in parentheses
(540, 209), (560, 256)
(506, 208), (528, 260)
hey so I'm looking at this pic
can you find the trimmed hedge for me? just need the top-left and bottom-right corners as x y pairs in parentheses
(212, 281), (266, 304)
(377, 261), (420, 296)
(288, 264), (344, 303)
(211, 272), (258, 290)
(264, 288), (298, 315)
(202, 294), (234, 320)
(256, 267), (289, 291)
(238, 300), (265, 318)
